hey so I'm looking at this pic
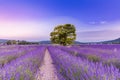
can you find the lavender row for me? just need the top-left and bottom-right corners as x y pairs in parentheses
(79, 44), (120, 51)
(57, 45), (120, 68)
(0, 46), (46, 80)
(0, 45), (37, 68)
(48, 46), (120, 80)
(0, 45), (22, 54)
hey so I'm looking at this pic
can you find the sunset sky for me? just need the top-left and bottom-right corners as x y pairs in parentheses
(0, 0), (120, 42)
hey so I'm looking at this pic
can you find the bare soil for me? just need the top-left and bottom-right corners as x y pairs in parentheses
(35, 49), (59, 80)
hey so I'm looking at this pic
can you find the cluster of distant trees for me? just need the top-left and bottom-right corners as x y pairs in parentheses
(6, 40), (39, 45)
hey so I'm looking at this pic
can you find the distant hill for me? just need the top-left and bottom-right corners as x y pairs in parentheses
(39, 41), (52, 44)
(101, 38), (120, 44)
(73, 41), (86, 44)
(0, 39), (8, 43)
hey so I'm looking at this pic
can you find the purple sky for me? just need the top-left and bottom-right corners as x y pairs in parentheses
(0, 0), (120, 42)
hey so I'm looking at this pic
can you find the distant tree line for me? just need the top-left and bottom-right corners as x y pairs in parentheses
(6, 40), (39, 45)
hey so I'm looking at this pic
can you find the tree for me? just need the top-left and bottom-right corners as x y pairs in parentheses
(6, 40), (17, 45)
(12, 40), (17, 44)
(6, 40), (12, 45)
(50, 24), (76, 46)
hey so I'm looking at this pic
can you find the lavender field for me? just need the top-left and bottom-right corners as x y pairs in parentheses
(0, 44), (120, 80)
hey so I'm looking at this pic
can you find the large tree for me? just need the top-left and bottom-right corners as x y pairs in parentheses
(50, 24), (76, 46)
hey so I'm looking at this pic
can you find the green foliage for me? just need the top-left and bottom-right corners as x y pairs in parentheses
(6, 40), (17, 45)
(50, 24), (76, 46)
(87, 55), (100, 62)
(6, 40), (39, 45)
(19, 75), (24, 80)
(25, 69), (34, 79)
(6, 40), (12, 45)
(10, 77), (15, 80)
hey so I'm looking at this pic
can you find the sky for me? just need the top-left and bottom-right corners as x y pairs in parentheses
(0, 0), (120, 42)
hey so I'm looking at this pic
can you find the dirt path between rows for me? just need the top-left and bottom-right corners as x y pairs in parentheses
(35, 49), (59, 80)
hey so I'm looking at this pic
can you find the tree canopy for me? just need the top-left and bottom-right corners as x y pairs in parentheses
(50, 24), (76, 46)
